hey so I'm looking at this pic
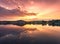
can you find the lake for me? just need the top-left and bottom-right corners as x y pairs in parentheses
(0, 24), (60, 44)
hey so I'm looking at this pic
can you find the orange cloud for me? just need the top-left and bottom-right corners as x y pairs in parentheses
(0, 0), (60, 21)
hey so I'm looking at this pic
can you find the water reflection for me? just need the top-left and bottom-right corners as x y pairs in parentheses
(0, 25), (60, 44)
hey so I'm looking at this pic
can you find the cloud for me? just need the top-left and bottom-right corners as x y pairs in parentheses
(0, 0), (29, 10)
(0, 0), (60, 9)
(0, 6), (36, 17)
(0, 7), (25, 17)
(0, 0), (60, 21)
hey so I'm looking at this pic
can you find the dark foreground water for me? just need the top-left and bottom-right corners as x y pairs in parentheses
(0, 24), (60, 44)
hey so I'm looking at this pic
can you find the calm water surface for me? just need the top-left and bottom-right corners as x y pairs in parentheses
(0, 25), (60, 44)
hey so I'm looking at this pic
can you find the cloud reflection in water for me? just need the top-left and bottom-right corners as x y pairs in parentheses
(0, 25), (60, 44)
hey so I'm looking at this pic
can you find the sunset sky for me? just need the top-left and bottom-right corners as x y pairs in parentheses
(0, 0), (60, 21)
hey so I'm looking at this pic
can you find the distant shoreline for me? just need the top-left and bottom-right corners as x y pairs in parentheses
(0, 20), (60, 26)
